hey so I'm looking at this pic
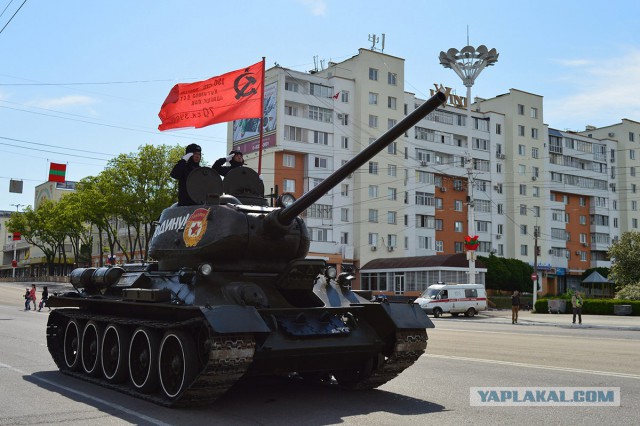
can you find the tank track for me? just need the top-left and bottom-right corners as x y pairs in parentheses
(341, 329), (428, 390)
(47, 309), (255, 407)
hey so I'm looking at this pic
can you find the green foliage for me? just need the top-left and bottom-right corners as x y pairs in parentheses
(478, 254), (533, 292)
(535, 298), (640, 315)
(615, 284), (640, 300)
(608, 231), (640, 289)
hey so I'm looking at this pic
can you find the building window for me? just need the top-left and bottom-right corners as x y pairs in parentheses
(369, 185), (378, 198)
(519, 184), (527, 196)
(369, 92), (378, 105)
(341, 184), (349, 196)
(521, 245), (528, 256)
(341, 232), (349, 244)
(308, 106), (332, 123)
(518, 125), (525, 136)
(283, 153), (295, 167)
(495, 123), (502, 134)
(454, 200), (463, 211)
(285, 81), (299, 92)
(313, 157), (328, 169)
(532, 148), (539, 159)
(530, 107), (538, 119)
(631, 167), (636, 177)
(518, 144), (526, 155)
(454, 242), (464, 253)
(313, 131), (329, 145)
(369, 67), (379, 81)
(369, 115), (378, 128)
(341, 208), (349, 222)
(285, 105), (298, 116)
(630, 132), (635, 142)
(531, 128), (539, 139)
(497, 224), (503, 234)
(309, 83), (333, 98)
(388, 165), (397, 177)
(284, 125), (304, 142)
(388, 96), (397, 110)
(369, 209), (378, 223)
(520, 204), (528, 215)
(340, 114), (349, 125)
(369, 162), (378, 175)
(341, 136), (349, 149)
(521, 224), (528, 235)
(388, 72), (397, 85)
(518, 104), (525, 115)
(283, 179), (295, 192)
(388, 118), (397, 130)
(435, 240), (444, 252)
(340, 91), (349, 103)
(533, 186), (539, 197)
(387, 211), (397, 224)
(454, 221), (464, 232)
(631, 150), (636, 160)
(388, 187), (397, 201)
(368, 233), (378, 246)
(308, 204), (332, 219)
(387, 141), (397, 154)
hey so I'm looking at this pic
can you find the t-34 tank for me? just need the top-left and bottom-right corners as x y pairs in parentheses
(46, 91), (446, 407)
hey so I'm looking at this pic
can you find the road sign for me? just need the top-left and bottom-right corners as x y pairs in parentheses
(531, 273), (538, 281)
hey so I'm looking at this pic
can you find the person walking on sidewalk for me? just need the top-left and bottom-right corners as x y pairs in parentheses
(511, 290), (520, 324)
(572, 291), (583, 324)
(38, 286), (49, 312)
(23, 288), (31, 310)
(29, 284), (37, 311)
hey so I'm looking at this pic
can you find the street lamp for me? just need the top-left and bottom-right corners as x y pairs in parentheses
(439, 45), (498, 285)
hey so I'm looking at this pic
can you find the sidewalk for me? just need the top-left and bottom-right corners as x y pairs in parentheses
(471, 309), (640, 331)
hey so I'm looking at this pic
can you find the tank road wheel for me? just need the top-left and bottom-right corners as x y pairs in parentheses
(333, 353), (384, 389)
(433, 307), (443, 318)
(158, 330), (198, 400)
(63, 319), (83, 371)
(129, 327), (160, 393)
(81, 321), (103, 376)
(101, 324), (131, 383)
(465, 308), (476, 318)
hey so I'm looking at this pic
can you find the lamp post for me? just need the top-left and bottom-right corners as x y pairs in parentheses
(9, 204), (24, 279)
(439, 45), (498, 285)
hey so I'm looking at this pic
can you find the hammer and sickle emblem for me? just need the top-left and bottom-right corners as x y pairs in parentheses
(234, 71), (258, 100)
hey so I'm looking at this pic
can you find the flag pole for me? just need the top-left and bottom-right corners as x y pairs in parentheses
(257, 57), (266, 176)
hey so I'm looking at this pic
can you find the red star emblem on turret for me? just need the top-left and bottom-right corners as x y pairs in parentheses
(190, 223), (201, 235)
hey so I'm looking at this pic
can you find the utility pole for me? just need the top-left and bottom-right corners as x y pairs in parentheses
(533, 228), (539, 310)
(10, 204), (24, 279)
(466, 153), (476, 284)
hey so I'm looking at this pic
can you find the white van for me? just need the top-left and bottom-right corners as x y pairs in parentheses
(414, 283), (487, 318)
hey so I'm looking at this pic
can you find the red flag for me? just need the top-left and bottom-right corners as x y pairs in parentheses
(49, 162), (66, 183)
(158, 61), (264, 131)
(333, 91), (340, 99)
(12, 232), (21, 241)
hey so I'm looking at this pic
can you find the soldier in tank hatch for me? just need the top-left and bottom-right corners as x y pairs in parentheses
(213, 150), (244, 177)
(171, 143), (202, 206)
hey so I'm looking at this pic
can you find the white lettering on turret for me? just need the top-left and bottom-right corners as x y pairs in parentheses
(152, 213), (191, 239)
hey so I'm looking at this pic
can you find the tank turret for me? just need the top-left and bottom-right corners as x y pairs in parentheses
(45, 91), (446, 407)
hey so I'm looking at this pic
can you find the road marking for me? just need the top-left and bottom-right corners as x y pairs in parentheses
(426, 354), (640, 380)
(0, 361), (171, 425)
(433, 327), (638, 342)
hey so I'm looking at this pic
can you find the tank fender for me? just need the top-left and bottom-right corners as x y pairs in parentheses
(376, 302), (435, 329)
(200, 305), (271, 333)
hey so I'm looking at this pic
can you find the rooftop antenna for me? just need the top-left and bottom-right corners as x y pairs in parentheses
(381, 33), (385, 52)
(467, 25), (470, 45)
(368, 33), (379, 51)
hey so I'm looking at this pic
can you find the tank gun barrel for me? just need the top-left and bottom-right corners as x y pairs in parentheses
(277, 91), (447, 225)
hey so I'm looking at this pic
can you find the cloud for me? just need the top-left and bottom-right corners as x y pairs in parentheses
(29, 95), (96, 109)
(299, 0), (327, 16)
(545, 50), (640, 129)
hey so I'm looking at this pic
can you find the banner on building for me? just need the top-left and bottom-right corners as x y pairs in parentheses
(158, 60), (264, 131)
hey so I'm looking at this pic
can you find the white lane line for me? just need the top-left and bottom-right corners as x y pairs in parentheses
(433, 327), (639, 342)
(426, 354), (640, 380)
(0, 361), (171, 426)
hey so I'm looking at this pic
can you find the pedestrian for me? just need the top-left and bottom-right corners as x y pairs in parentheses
(571, 291), (583, 324)
(38, 286), (49, 312)
(213, 150), (244, 177)
(23, 288), (31, 310)
(511, 290), (520, 324)
(170, 143), (202, 206)
(29, 284), (37, 311)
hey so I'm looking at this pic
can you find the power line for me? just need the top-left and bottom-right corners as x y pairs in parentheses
(0, 0), (26, 36)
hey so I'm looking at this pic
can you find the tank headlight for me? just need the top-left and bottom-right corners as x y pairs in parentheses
(198, 263), (213, 276)
(277, 193), (296, 208)
(325, 266), (337, 279)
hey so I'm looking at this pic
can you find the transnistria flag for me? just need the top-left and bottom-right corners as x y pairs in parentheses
(48, 162), (66, 183)
(158, 60), (264, 131)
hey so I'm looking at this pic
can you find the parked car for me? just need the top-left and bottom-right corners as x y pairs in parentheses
(414, 283), (487, 318)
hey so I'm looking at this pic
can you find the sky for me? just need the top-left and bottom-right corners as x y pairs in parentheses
(2, 0), (640, 212)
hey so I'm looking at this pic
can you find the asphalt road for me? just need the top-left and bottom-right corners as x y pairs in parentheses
(0, 283), (639, 425)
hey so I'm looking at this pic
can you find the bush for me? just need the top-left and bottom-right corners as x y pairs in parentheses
(535, 298), (640, 315)
(616, 284), (640, 300)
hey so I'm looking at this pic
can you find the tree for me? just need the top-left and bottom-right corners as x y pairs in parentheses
(478, 255), (533, 292)
(608, 231), (640, 289)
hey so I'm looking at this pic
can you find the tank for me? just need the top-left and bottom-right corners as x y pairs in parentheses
(45, 91), (447, 407)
